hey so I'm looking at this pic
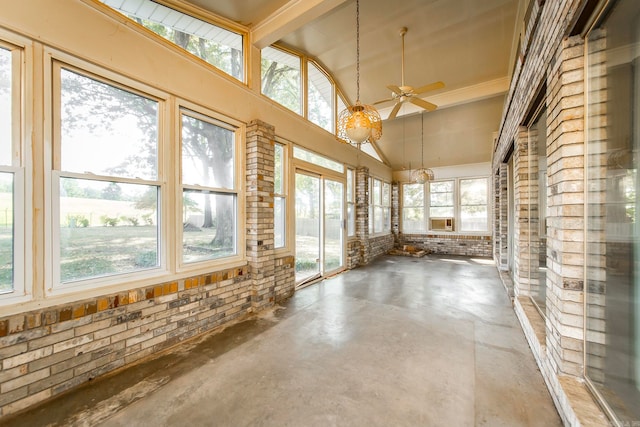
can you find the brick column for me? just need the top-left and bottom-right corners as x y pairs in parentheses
(391, 181), (400, 246)
(356, 166), (371, 265)
(246, 120), (275, 310)
(496, 163), (509, 270)
(545, 36), (586, 376)
(513, 128), (530, 296)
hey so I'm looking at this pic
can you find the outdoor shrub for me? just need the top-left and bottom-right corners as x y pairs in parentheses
(100, 215), (119, 227)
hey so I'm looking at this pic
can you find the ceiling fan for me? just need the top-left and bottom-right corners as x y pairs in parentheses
(374, 27), (445, 120)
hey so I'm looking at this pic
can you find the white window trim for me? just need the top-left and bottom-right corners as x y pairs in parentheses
(400, 175), (492, 236)
(273, 140), (288, 253)
(0, 30), (32, 306)
(346, 168), (356, 238)
(45, 49), (172, 296)
(175, 99), (246, 272)
(370, 176), (391, 236)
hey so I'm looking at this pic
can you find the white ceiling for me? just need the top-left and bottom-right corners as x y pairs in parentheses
(182, 0), (519, 170)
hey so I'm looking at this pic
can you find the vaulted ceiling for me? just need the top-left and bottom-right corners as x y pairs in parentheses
(184, 0), (520, 170)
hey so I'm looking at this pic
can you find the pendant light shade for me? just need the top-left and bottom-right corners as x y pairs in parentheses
(336, 0), (382, 147)
(413, 112), (434, 183)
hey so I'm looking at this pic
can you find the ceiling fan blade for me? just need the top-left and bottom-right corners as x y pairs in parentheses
(387, 102), (403, 120)
(414, 81), (445, 95)
(387, 85), (402, 95)
(373, 97), (395, 105)
(410, 97), (438, 111)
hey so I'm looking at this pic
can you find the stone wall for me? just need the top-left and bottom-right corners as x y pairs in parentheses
(397, 234), (492, 257)
(492, 0), (607, 424)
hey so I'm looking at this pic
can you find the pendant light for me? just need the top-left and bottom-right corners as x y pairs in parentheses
(412, 112), (434, 183)
(336, 0), (382, 147)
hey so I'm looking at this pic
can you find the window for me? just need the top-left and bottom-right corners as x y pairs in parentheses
(370, 178), (391, 234)
(0, 40), (25, 300)
(274, 143), (286, 249)
(261, 46), (301, 114)
(102, 0), (244, 81)
(293, 146), (344, 174)
(346, 169), (355, 237)
(400, 177), (490, 233)
(307, 61), (333, 132)
(180, 108), (237, 264)
(459, 177), (489, 232)
(585, 0), (640, 423)
(402, 183), (425, 233)
(429, 180), (454, 218)
(54, 64), (162, 286)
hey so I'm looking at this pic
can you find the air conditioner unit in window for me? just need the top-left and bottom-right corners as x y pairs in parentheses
(430, 217), (454, 231)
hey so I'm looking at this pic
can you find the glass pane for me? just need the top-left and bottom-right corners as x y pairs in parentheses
(102, 0), (243, 81)
(460, 178), (488, 205)
(460, 206), (488, 232)
(374, 206), (383, 233)
(324, 179), (343, 272)
(347, 203), (355, 237)
(181, 113), (234, 189)
(527, 110), (547, 312)
(308, 61), (333, 132)
(0, 173), (13, 293)
(293, 146), (343, 173)
(430, 207), (454, 218)
(60, 69), (158, 180)
(59, 178), (159, 283)
(182, 191), (236, 263)
(403, 207), (425, 233)
(274, 143), (284, 195)
(346, 169), (353, 202)
(261, 46), (301, 114)
(585, 0), (640, 422)
(274, 196), (285, 249)
(403, 183), (424, 207)
(382, 182), (390, 206)
(383, 207), (391, 232)
(295, 173), (320, 282)
(373, 180), (381, 205)
(430, 191), (454, 207)
(0, 47), (12, 166)
(430, 181), (453, 193)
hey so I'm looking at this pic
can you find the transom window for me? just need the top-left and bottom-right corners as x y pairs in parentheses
(102, 0), (244, 81)
(261, 46), (301, 114)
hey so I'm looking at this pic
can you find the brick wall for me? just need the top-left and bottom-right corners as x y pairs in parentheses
(492, 0), (607, 424)
(397, 234), (492, 257)
(0, 266), (251, 416)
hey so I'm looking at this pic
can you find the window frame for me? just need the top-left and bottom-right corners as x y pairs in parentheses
(176, 99), (245, 272)
(346, 168), (356, 238)
(99, 0), (248, 84)
(0, 31), (31, 305)
(459, 176), (490, 233)
(400, 176), (492, 235)
(47, 53), (171, 294)
(370, 177), (391, 235)
(273, 140), (289, 251)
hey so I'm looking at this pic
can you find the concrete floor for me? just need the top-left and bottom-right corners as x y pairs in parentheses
(1, 255), (561, 426)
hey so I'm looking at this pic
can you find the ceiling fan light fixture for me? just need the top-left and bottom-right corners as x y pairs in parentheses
(336, 0), (382, 147)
